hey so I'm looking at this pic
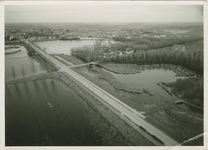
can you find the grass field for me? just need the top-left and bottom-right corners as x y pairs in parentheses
(183, 40), (203, 52)
(146, 104), (203, 145)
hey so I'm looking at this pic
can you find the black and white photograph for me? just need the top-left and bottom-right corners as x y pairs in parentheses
(1, 1), (207, 149)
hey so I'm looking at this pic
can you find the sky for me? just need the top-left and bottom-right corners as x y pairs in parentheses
(5, 4), (203, 23)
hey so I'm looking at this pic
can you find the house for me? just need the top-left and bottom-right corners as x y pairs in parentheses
(115, 51), (122, 56)
(171, 44), (186, 52)
(28, 36), (36, 40)
(125, 48), (134, 54)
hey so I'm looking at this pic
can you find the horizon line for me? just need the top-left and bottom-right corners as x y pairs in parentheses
(5, 21), (203, 24)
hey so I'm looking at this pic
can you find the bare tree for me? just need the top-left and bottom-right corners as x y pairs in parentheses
(40, 64), (43, 74)
(30, 60), (36, 76)
(11, 66), (16, 80)
(21, 64), (25, 78)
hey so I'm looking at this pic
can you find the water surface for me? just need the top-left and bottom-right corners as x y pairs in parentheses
(106, 68), (186, 100)
(5, 46), (47, 81)
(34, 39), (113, 55)
(5, 79), (102, 146)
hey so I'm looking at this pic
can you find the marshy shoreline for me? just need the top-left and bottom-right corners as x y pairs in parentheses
(99, 62), (197, 76)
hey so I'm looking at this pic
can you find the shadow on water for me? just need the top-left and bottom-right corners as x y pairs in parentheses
(5, 79), (103, 146)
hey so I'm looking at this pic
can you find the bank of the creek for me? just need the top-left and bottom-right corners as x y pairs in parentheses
(99, 62), (197, 76)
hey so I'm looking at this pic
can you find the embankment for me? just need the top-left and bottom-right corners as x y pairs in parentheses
(99, 62), (196, 76)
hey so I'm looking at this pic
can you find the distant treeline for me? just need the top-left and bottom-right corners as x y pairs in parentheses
(71, 39), (203, 74)
(107, 48), (203, 74)
(71, 41), (107, 62)
(112, 36), (203, 51)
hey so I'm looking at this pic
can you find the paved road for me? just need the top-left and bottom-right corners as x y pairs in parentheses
(69, 61), (98, 68)
(24, 39), (178, 146)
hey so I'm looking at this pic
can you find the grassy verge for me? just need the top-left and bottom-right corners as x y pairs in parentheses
(146, 104), (203, 145)
(51, 55), (70, 66)
(53, 54), (84, 65)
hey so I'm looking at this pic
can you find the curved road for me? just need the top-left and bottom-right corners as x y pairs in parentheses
(24, 39), (178, 146)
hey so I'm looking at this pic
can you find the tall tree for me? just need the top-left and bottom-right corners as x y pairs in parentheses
(21, 64), (25, 78)
(30, 60), (36, 76)
(11, 66), (16, 80)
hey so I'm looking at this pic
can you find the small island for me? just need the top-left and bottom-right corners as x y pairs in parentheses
(5, 45), (21, 55)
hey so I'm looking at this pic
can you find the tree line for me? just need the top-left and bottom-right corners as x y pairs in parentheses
(107, 48), (203, 74)
(165, 77), (203, 108)
(113, 36), (203, 51)
(71, 42), (203, 74)
(71, 40), (109, 62)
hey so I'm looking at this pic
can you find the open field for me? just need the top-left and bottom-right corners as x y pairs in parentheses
(146, 105), (203, 145)
(183, 40), (203, 52)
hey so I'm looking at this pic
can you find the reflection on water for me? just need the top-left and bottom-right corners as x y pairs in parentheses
(5, 46), (47, 81)
(5, 79), (102, 146)
(34, 39), (114, 55)
(106, 68), (186, 100)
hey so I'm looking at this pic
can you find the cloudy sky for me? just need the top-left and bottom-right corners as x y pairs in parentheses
(5, 4), (203, 23)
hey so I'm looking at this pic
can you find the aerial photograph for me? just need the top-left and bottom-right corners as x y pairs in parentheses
(4, 2), (205, 147)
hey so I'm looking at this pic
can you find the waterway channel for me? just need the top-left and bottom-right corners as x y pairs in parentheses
(5, 45), (47, 82)
(34, 39), (114, 55)
(105, 67), (186, 100)
(5, 79), (102, 146)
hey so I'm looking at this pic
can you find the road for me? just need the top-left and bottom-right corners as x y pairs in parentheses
(69, 61), (98, 68)
(24, 39), (178, 146)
